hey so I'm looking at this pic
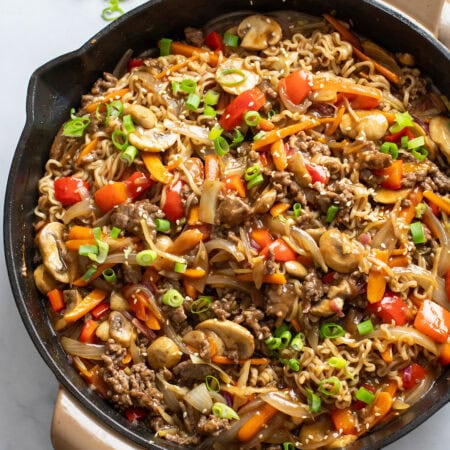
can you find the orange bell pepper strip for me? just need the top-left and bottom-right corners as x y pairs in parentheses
(258, 118), (276, 131)
(364, 391), (393, 430)
(330, 408), (357, 435)
(414, 299), (450, 343)
(79, 319), (99, 343)
(145, 310), (162, 330)
(142, 153), (173, 184)
(423, 190), (450, 215)
(367, 250), (389, 303)
(187, 206), (200, 226)
(374, 160), (403, 190)
(381, 346), (393, 363)
(260, 238), (297, 262)
(156, 54), (201, 79)
(250, 229), (273, 249)
(222, 174), (246, 198)
(270, 202), (290, 217)
(170, 41), (219, 65)
(76, 138), (99, 165)
(311, 79), (382, 105)
(64, 289), (108, 322)
(270, 139), (288, 171)
(68, 225), (94, 240)
(47, 289), (65, 313)
(325, 105), (346, 136)
(211, 355), (269, 366)
(183, 268), (207, 279)
(94, 182), (128, 212)
(65, 239), (96, 252)
(399, 188), (423, 224)
(238, 403), (278, 442)
(85, 88), (130, 113)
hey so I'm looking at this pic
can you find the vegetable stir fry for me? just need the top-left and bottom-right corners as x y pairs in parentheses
(34, 11), (450, 449)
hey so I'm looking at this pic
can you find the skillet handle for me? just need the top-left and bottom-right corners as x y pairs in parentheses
(51, 387), (144, 450)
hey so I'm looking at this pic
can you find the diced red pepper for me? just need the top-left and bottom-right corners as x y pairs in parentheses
(125, 171), (154, 200)
(374, 160), (403, 190)
(125, 407), (148, 422)
(91, 302), (110, 320)
(219, 87), (266, 131)
(79, 319), (99, 343)
(250, 229), (273, 250)
(204, 31), (225, 52)
(162, 179), (185, 221)
(260, 238), (297, 262)
(384, 127), (415, 143)
(402, 363), (427, 389)
(278, 69), (312, 105)
(414, 299), (450, 343)
(127, 58), (144, 71)
(54, 177), (90, 206)
(367, 291), (407, 325)
(305, 162), (330, 185)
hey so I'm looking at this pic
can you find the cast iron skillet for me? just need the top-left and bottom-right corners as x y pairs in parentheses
(4, 0), (449, 448)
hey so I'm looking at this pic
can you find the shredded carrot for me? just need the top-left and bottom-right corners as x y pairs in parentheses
(68, 225), (94, 240)
(145, 310), (161, 330)
(290, 318), (301, 332)
(205, 154), (221, 180)
(187, 206), (200, 226)
(323, 14), (362, 49)
(381, 346), (393, 363)
(352, 47), (400, 84)
(258, 118), (276, 131)
(237, 403), (278, 442)
(85, 88), (130, 113)
(423, 190), (450, 215)
(167, 228), (204, 255)
(73, 263), (115, 287)
(183, 268), (207, 278)
(64, 289), (107, 322)
(330, 408), (357, 435)
(388, 255), (409, 267)
(142, 153), (173, 184)
(222, 175), (246, 198)
(367, 250), (389, 303)
(65, 238), (96, 251)
(270, 202), (290, 217)
(211, 355), (269, 366)
(325, 105), (346, 136)
(76, 138), (99, 165)
(47, 289), (65, 312)
(252, 119), (320, 151)
(236, 273), (287, 285)
(169, 41), (220, 66)
(183, 279), (198, 300)
(270, 139), (288, 171)
(399, 188), (423, 224)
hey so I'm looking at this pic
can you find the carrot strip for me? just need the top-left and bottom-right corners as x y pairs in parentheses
(85, 88), (130, 113)
(65, 238), (96, 251)
(252, 119), (320, 150)
(47, 289), (65, 312)
(122, 352), (132, 365)
(250, 229), (273, 249)
(205, 154), (221, 180)
(352, 47), (400, 84)
(236, 273), (287, 285)
(423, 190), (450, 215)
(64, 289), (107, 322)
(182, 279), (198, 300)
(238, 403), (278, 442)
(399, 188), (423, 224)
(183, 268), (207, 278)
(388, 255), (409, 267)
(325, 105), (345, 136)
(290, 318), (301, 332)
(364, 391), (393, 430)
(212, 355), (269, 366)
(330, 408), (357, 435)
(367, 250), (389, 303)
(383, 379), (398, 398)
(167, 228), (204, 255)
(258, 118), (276, 131)
(323, 14), (362, 49)
(76, 138), (99, 165)
(439, 342), (450, 365)
(187, 206), (200, 226)
(68, 225), (94, 240)
(142, 153), (173, 184)
(381, 346), (393, 363)
(270, 202), (290, 217)
(222, 175), (246, 198)
(145, 311), (161, 330)
(155, 54), (202, 80)
(73, 263), (115, 287)
(169, 41), (220, 66)
(270, 139), (288, 171)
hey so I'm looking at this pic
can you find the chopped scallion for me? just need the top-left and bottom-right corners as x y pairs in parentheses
(159, 38), (173, 56)
(318, 377), (341, 396)
(162, 288), (184, 307)
(390, 111), (414, 133)
(171, 81), (181, 95)
(290, 333), (305, 351)
(265, 336), (282, 350)
(217, 68), (247, 87)
(407, 136), (425, 150)
(357, 319), (374, 336)
(180, 79), (197, 94)
(174, 261), (187, 273)
(380, 142), (399, 160)
(101, 5), (124, 21)
(355, 386), (375, 404)
(204, 89), (220, 106)
(111, 129), (129, 150)
(214, 136), (230, 156)
(102, 267), (117, 283)
(287, 358), (301, 372)
(328, 356), (347, 369)
(292, 203), (302, 218)
(231, 128), (244, 147)
(212, 402), (239, 420)
(63, 115), (91, 138)
(155, 218), (171, 233)
(320, 322), (345, 339)
(205, 375), (221, 392)
(400, 135), (409, 148)
(410, 221), (426, 244)
(110, 227), (122, 239)
(326, 205), (339, 223)
(136, 249), (157, 266)
(186, 93), (201, 111)
(411, 146), (428, 161)
(122, 114), (135, 133)
(82, 266), (97, 282)
(120, 145), (138, 165)
(208, 125), (223, 140)
(223, 32), (239, 47)
(415, 202), (426, 219)
(190, 296), (212, 314)
(244, 110), (261, 127)
(78, 245), (98, 257)
(244, 165), (261, 181)
(306, 388), (321, 413)
(282, 443), (295, 450)
(203, 105), (217, 117)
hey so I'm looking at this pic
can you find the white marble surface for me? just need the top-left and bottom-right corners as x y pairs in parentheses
(0, 1), (448, 449)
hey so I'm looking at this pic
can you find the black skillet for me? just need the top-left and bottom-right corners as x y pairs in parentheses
(4, 0), (449, 448)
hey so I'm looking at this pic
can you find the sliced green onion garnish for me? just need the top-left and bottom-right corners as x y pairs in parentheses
(253, 131), (266, 141)
(407, 136), (425, 149)
(231, 128), (244, 147)
(306, 388), (321, 413)
(282, 443), (296, 450)
(108, 100), (123, 118)
(110, 227), (122, 239)
(293, 203), (302, 218)
(410, 221), (426, 244)
(400, 135), (409, 148)
(287, 358), (301, 372)
(122, 114), (135, 133)
(102, 267), (117, 283)
(204, 89), (220, 106)
(63, 115), (91, 138)
(247, 174), (264, 189)
(171, 81), (181, 95)
(159, 38), (173, 56)
(411, 146), (428, 161)
(318, 377), (341, 396)
(111, 129), (129, 150)
(415, 202), (426, 219)
(82, 266), (97, 282)
(357, 319), (374, 336)
(278, 330), (292, 350)
(326, 205), (339, 223)
(180, 79), (197, 94)
(212, 402), (239, 420)
(223, 32), (239, 47)
(244, 165), (261, 181)
(390, 111), (414, 133)
(265, 336), (282, 350)
(120, 145), (138, 165)
(214, 136), (230, 156)
(203, 106), (217, 117)
(205, 376), (220, 392)
(267, 109), (277, 120)
(93, 227), (102, 240)
(78, 245), (98, 257)
(290, 333), (305, 351)
(155, 218), (171, 233)
(380, 142), (399, 160)
(244, 111), (261, 127)
(217, 68), (247, 87)
(190, 296), (212, 314)
(208, 125), (223, 140)
(328, 356), (347, 369)
(101, 5), (124, 21)
(174, 261), (187, 274)
(274, 323), (289, 337)
(162, 288), (184, 307)
(320, 322), (345, 339)
(355, 386), (375, 404)
(136, 249), (157, 266)
(186, 93), (201, 111)
(93, 240), (109, 263)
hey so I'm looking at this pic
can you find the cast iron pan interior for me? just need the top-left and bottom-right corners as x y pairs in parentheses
(4, 0), (449, 448)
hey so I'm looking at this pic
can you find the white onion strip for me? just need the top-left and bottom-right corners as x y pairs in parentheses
(61, 336), (105, 360)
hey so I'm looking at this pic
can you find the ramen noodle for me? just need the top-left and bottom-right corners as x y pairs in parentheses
(34, 11), (450, 449)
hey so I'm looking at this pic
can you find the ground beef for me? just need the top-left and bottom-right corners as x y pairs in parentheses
(184, 27), (204, 47)
(358, 142), (392, 170)
(215, 194), (252, 226)
(172, 361), (219, 386)
(122, 264), (142, 284)
(401, 163), (429, 188)
(81, 73), (118, 105)
(210, 293), (241, 320)
(266, 282), (299, 321)
(428, 162), (450, 193)
(237, 306), (271, 340)
(302, 271), (325, 303)
(271, 170), (306, 203)
(197, 415), (231, 436)
(289, 131), (331, 156)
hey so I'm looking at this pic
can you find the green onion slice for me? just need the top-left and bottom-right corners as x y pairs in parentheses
(287, 358), (301, 372)
(217, 69), (247, 87)
(211, 402), (239, 420)
(82, 266), (98, 282)
(180, 79), (197, 94)
(253, 131), (266, 141)
(267, 109), (277, 120)
(244, 165), (261, 181)
(111, 129), (129, 151)
(155, 218), (171, 233)
(357, 319), (374, 336)
(290, 333), (305, 351)
(411, 146), (428, 161)
(278, 330), (292, 350)
(320, 322), (345, 339)
(265, 336), (282, 350)
(401, 135), (409, 148)
(390, 111), (414, 133)
(231, 128), (244, 147)
(159, 38), (173, 56)
(415, 202), (426, 219)
(326, 205), (339, 223)
(293, 203), (302, 218)
(318, 377), (341, 396)
(78, 245), (99, 257)
(407, 136), (425, 149)
(214, 136), (230, 156)
(171, 81), (181, 95)
(328, 356), (347, 369)
(190, 296), (213, 314)
(109, 227), (122, 239)
(186, 93), (201, 111)
(174, 261), (187, 274)
(223, 33), (239, 47)
(282, 443), (296, 450)
(101, 5), (124, 21)
(247, 174), (264, 189)
(204, 89), (220, 106)
(205, 375), (221, 392)
(355, 386), (376, 404)
(244, 111), (261, 127)
(122, 114), (135, 133)
(120, 145), (138, 165)
(136, 249), (157, 266)
(203, 106), (217, 117)
(208, 125), (223, 140)
(63, 115), (91, 138)
(102, 267), (117, 283)
(306, 388), (321, 413)
(274, 323), (289, 337)
(162, 289), (184, 307)
(410, 221), (426, 244)
(380, 142), (399, 160)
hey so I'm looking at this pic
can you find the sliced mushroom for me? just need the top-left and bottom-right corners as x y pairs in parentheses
(129, 128), (177, 152)
(38, 222), (78, 283)
(147, 336), (182, 369)
(319, 228), (364, 273)
(109, 311), (134, 347)
(196, 319), (255, 360)
(287, 152), (313, 187)
(124, 104), (157, 129)
(95, 321), (110, 341)
(372, 188), (411, 204)
(284, 260), (307, 279)
(252, 188), (277, 213)
(310, 297), (344, 317)
(215, 58), (260, 95)
(237, 15), (282, 50)
(362, 41), (402, 76)
(429, 115), (450, 163)
(110, 290), (131, 311)
(182, 329), (225, 357)
(33, 264), (60, 294)
(340, 111), (389, 141)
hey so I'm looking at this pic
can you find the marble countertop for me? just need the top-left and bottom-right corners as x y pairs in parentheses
(0, 1), (448, 449)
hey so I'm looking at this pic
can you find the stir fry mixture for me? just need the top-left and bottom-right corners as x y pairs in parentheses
(34, 11), (450, 449)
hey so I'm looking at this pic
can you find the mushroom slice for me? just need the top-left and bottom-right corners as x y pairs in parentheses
(109, 311), (134, 347)
(38, 222), (78, 283)
(237, 15), (282, 51)
(196, 319), (255, 360)
(129, 128), (177, 152)
(340, 111), (389, 141)
(124, 104), (157, 129)
(33, 264), (60, 294)
(215, 58), (260, 95)
(429, 115), (450, 163)
(372, 188), (411, 204)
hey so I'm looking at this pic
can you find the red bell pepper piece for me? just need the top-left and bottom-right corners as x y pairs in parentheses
(128, 58), (144, 71)
(250, 229), (273, 250)
(414, 299), (450, 343)
(367, 291), (407, 325)
(204, 31), (225, 52)
(79, 319), (99, 343)
(125, 171), (154, 200)
(54, 177), (90, 206)
(305, 162), (330, 185)
(278, 69), (312, 105)
(384, 127), (415, 143)
(91, 302), (110, 320)
(219, 87), (266, 131)
(260, 238), (297, 262)
(162, 179), (185, 221)
(402, 363), (427, 389)
(322, 271), (336, 284)
(374, 160), (403, 190)
(125, 407), (148, 422)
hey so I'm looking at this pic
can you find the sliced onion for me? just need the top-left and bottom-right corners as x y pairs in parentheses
(433, 277), (449, 309)
(163, 119), (211, 143)
(184, 383), (213, 413)
(261, 390), (310, 419)
(404, 371), (434, 405)
(392, 265), (438, 290)
(222, 154), (246, 177)
(199, 180), (222, 224)
(61, 336), (105, 360)
(205, 239), (245, 262)
(206, 273), (253, 294)
(62, 198), (94, 224)
(221, 385), (278, 396)
(371, 217), (397, 250)
(291, 226), (327, 271)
